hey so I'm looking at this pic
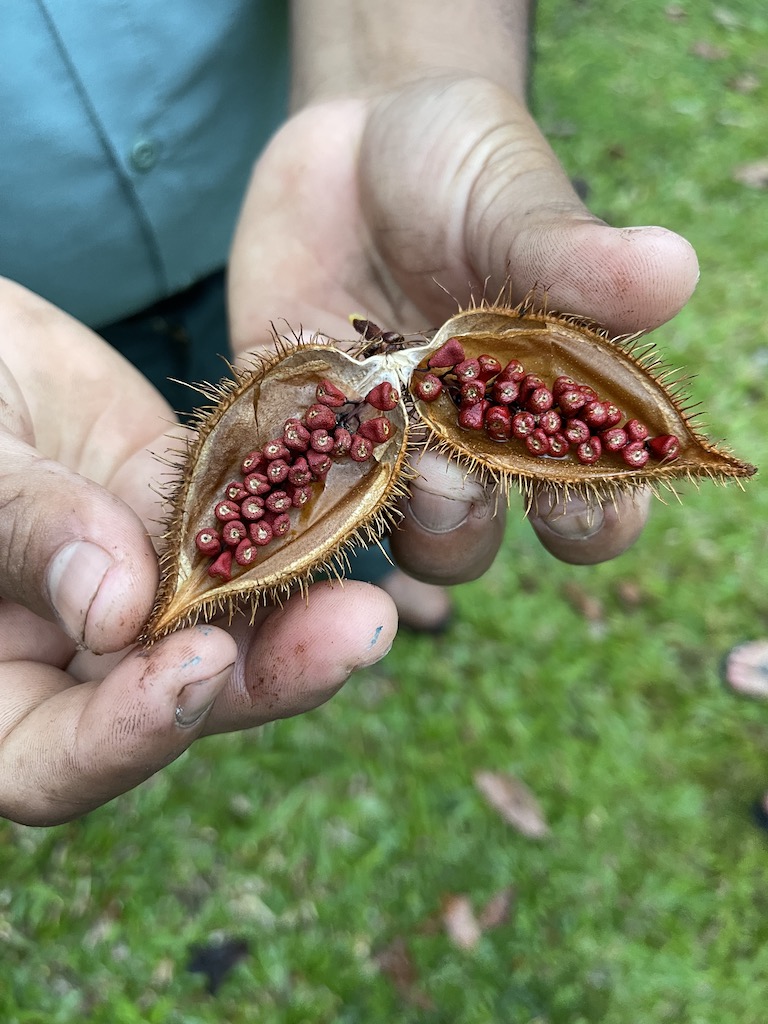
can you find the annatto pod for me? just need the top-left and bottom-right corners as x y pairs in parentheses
(142, 297), (756, 642)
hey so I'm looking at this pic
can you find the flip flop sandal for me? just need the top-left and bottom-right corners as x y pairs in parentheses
(720, 640), (768, 701)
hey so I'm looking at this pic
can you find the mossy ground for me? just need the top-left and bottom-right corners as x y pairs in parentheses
(3, 2), (768, 1021)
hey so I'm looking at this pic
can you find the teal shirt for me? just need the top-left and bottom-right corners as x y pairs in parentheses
(0, 1), (289, 326)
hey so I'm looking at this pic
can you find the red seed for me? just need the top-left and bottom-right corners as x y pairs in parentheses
(484, 404), (513, 440)
(552, 375), (577, 398)
(625, 419), (650, 443)
(332, 427), (352, 455)
(310, 429), (335, 453)
(455, 358), (481, 383)
(498, 359), (525, 382)
(265, 490), (292, 513)
(576, 437), (603, 465)
(266, 459), (290, 485)
(234, 539), (258, 566)
(243, 472), (271, 496)
(287, 458), (312, 486)
(304, 404), (338, 431)
(289, 483), (313, 507)
(539, 409), (562, 435)
(647, 434), (681, 460)
(195, 529), (221, 556)
(215, 500), (242, 523)
(316, 379), (348, 407)
(349, 434), (373, 461)
(492, 379), (520, 404)
(270, 513), (291, 537)
(307, 449), (333, 477)
(224, 481), (248, 502)
(240, 497), (265, 521)
(563, 418), (590, 444)
(604, 403), (623, 428)
(427, 337), (466, 368)
(601, 427), (629, 453)
(460, 380), (486, 406)
(621, 441), (650, 468)
(478, 354), (502, 380)
(548, 432), (570, 457)
(511, 411), (537, 439)
(579, 385), (599, 402)
(521, 373), (545, 397)
(222, 520), (247, 546)
(526, 387), (554, 414)
(241, 450), (265, 475)
(583, 401), (610, 430)
(556, 388), (587, 415)
(262, 438), (290, 461)
(414, 373), (444, 402)
(458, 400), (489, 431)
(366, 380), (400, 411)
(358, 416), (394, 444)
(249, 521), (273, 546)
(208, 549), (233, 581)
(283, 418), (311, 451)
(525, 429), (551, 457)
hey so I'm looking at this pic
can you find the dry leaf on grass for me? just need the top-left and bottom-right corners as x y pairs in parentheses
(690, 40), (729, 60)
(374, 937), (434, 1010)
(733, 159), (768, 189)
(478, 886), (517, 930)
(562, 581), (605, 623)
(442, 895), (482, 951)
(474, 771), (551, 839)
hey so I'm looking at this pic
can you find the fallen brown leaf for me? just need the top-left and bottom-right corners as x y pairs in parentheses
(442, 895), (481, 951)
(690, 40), (729, 61)
(733, 159), (768, 189)
(474, 771), (551, 839)
(478, 886), (517, 930)
(726, 72), (760, 94)
(562, 581), (604, 623)
(374, 937), (434, 1010)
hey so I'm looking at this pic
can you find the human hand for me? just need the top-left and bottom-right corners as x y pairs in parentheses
(0, 280), (396, 825)
(228, 74), (698, 582)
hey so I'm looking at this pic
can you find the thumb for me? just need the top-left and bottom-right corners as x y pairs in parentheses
(362, 75), (698, 334)
(0, 431), (158, 653)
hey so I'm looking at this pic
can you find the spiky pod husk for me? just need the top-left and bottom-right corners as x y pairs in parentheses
(143, 339), (411, 642)
(410, 301), (756, 503)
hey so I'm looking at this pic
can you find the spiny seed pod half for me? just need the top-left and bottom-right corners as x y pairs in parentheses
(408, 298), (756, 501)
(143, 296), (755, 641)
(143, 340), (411, 642)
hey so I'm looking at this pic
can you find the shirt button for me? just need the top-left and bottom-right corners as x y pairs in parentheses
(129, 137), (158, 172)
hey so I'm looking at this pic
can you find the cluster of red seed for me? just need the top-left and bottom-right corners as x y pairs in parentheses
(195, 378), (400, 581)
(414, 337), (681, 468)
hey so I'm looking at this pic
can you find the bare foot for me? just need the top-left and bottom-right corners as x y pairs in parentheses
(379, 570), (452, 633)
(723, 641), (768, 699)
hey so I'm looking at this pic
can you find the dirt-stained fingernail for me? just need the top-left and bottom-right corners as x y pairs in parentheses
(175, 665), (232, 728)
(408, 452), (489, 534)
(531, 491), (605, 540)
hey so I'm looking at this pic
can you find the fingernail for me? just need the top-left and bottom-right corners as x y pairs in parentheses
(409, 488), (473, 533)
(46, 541), (114, 646)
(532, 492), (605, 540)
(407, 454), (489, 534)
(175, 665), (232, 729)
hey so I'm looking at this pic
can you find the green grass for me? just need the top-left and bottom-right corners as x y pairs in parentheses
(4, 1), (768, 1021)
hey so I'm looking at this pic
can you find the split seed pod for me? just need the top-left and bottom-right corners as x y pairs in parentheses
(143, 298), (755, 642)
